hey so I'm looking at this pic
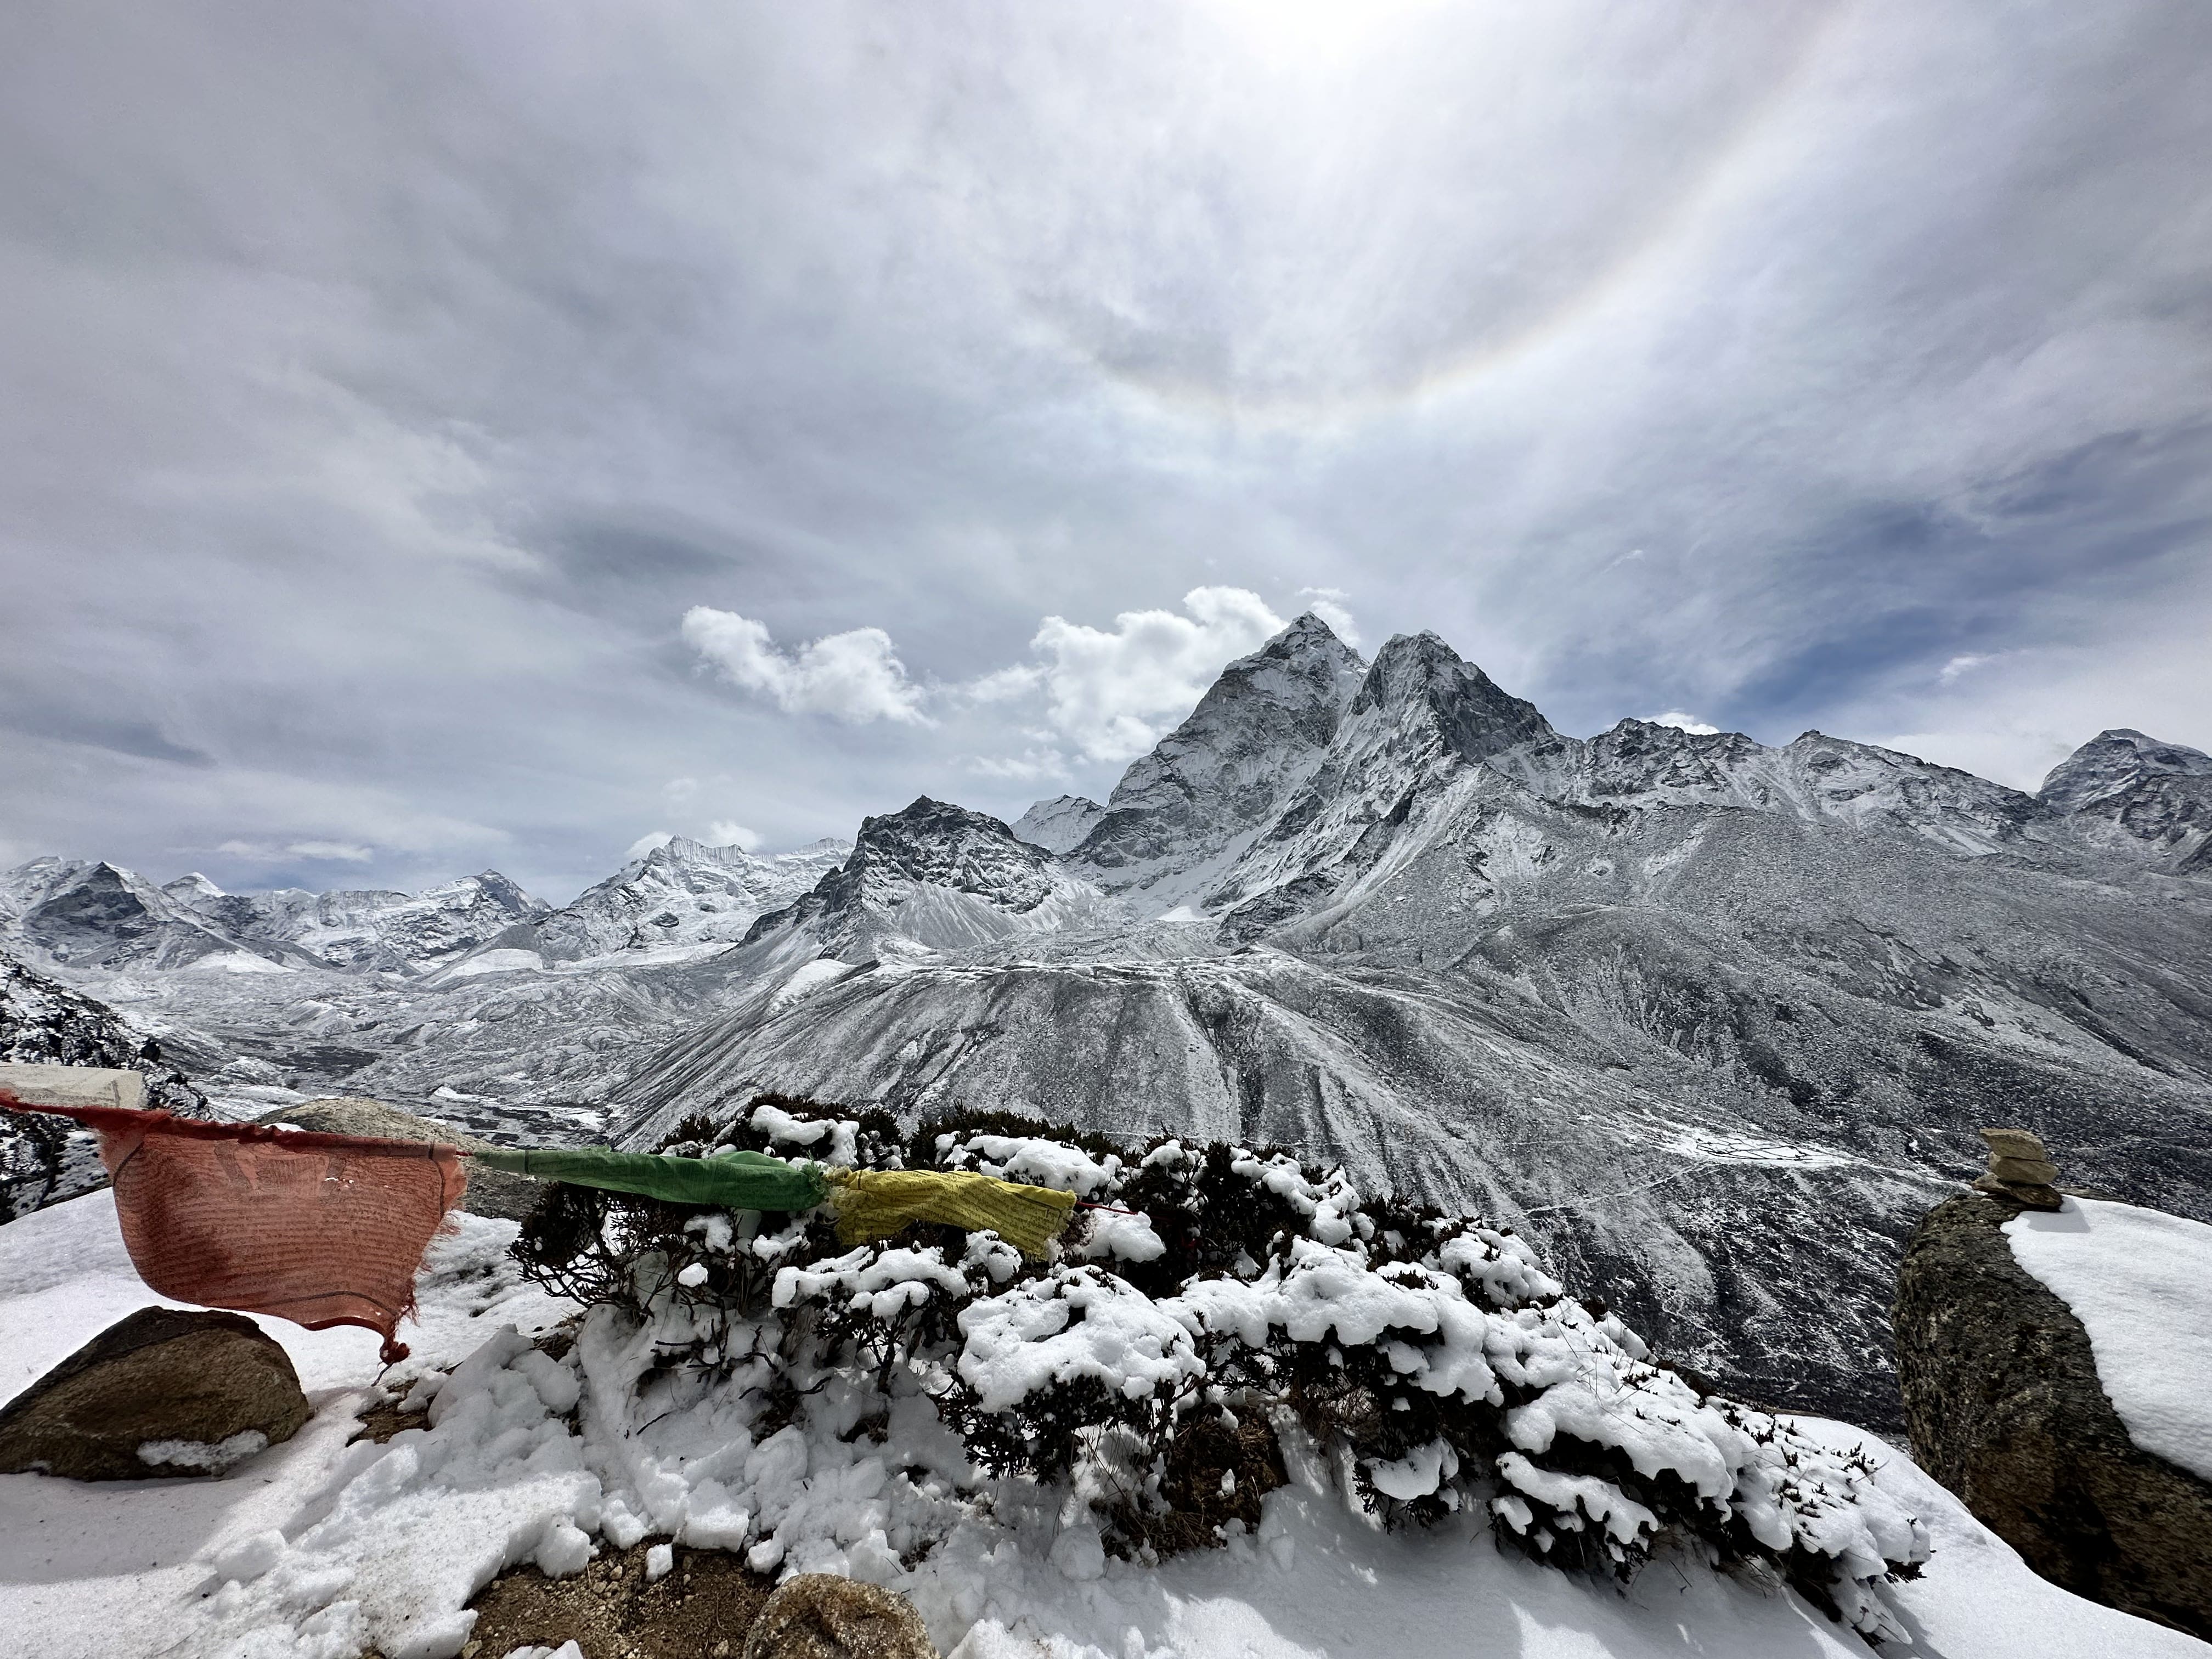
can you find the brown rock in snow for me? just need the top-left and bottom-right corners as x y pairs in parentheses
(1893, 1193), (2212, 1638)
(0, 1306), (309, 1480)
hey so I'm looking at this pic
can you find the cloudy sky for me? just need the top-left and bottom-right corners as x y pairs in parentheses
(4, 1), (2208, 900)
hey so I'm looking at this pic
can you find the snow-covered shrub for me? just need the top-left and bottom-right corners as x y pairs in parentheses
(512, 1098), (1927, 1642)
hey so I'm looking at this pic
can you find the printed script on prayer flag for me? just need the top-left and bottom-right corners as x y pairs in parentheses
(1, 1084), (466, 1361)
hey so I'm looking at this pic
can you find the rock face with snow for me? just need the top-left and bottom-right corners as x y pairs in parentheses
(741, 797), (1119, 962)
(528, 836), (849, 963)
(2039, 728), (2212, 871)
(168, 870), (549, 974)
(1011, 795), (1107, 856)
(1, 859), (271, 972)
(1057, 611), (1369, 909)
(1893, 1193), (2212, 1638)
(0, 1306), (309, 1481)
(2, 950), (206, 1217)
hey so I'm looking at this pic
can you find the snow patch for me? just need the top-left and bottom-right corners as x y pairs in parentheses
(2004, 1197), (2212, 1481)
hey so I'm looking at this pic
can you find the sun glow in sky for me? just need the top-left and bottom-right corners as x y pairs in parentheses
(2, 1), (2208, 898)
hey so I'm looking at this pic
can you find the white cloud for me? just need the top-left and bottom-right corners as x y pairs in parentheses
(682, 606), (928, 724)
(1028, 586), (1287, 764)
(215, 838), (375, 863)
(706, 819), (761, 850)
(967, 748), (1073, 784)
(663, 777), (700, 805)
(962, 663), (1047, 704)
(1294, 587), (1361, 647)
(625, 830), (675, 859)
(1645, 711), (1720, 735)
(1938, 654), (1993, 686)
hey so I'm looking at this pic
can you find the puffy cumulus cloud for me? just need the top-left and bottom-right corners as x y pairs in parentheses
(1028, 588), (1287, 764)
(961, 664), (1048, 704)
(682, 607), (928, 725)
(706, 819), (761, 849)
(1645, 712), (1721, 735)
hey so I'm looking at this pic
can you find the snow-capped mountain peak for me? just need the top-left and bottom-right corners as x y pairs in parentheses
(527, 834), (850, 963)
(1048, 610), (1368, 908)
(2041, 727), (2212, 813)
(1348, 629), (1556, 765)
(1200, 629), (1556, 923)
(2039, 727), (2212, 870)
(1010, 794), (1106, 855)
(746, 796), (1117, 961)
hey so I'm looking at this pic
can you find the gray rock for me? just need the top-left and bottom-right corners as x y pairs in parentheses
(1970, 1172), (2064, 1211)
(741, 1574), (936, 1659)
(1988, 1154), (2062, 1186)
(1893, 1193), (2212, 1638)
(1979, 1127), (2049, 1161)
(255, 1097), (546, 1221)
(0, 1306), (309, 1481)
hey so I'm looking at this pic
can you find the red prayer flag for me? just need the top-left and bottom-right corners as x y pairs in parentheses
(1, 1091), (466, 1362)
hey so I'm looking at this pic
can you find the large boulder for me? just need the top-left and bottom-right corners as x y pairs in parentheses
(255, 1096), (547, 1221)
(741, 1575), (936, 1659)
(0, 1306), (311, 1480)
(1893, 1193), (2212, 1638)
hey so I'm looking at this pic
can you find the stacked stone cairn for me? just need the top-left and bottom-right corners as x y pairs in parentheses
(1970, 1126), (2066, 1211)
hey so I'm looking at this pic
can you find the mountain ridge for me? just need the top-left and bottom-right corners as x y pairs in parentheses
(8, 613), (2210, 1426)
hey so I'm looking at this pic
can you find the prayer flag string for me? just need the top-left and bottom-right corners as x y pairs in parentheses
(2, 1091), (1080, 1355)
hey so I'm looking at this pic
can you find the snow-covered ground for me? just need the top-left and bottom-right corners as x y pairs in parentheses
(2005, 1195), (2212, 1482)
(2, 1192), (2204, 1659)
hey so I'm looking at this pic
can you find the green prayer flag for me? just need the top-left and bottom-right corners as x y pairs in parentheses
(471, 1146), (830, 1211)
(471, 1144), (1079, 1259)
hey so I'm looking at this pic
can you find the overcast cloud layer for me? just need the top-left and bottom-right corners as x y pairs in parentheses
(4, 1), (2209, 900)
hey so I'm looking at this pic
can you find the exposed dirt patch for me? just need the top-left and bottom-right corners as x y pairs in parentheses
(1109, 1410), (1287, 1559)
(464, 1539), (774, 1659)
(349, 1395), (429, 1445)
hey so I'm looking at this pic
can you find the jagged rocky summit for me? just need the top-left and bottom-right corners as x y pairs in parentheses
(9, 611), (2211, 1432)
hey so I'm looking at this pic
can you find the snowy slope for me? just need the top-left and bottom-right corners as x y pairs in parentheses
(2004, 1197), (2212, 1482)
(525, 836), (849, 964)
(0, 858), (281, 972)
(166, 871), (548, 975)
(1011, 796), (1107, 856)
(3, 1189), (2204, 1659)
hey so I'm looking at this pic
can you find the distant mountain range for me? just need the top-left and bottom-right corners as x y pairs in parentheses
(7, 612), (2210, 1427)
